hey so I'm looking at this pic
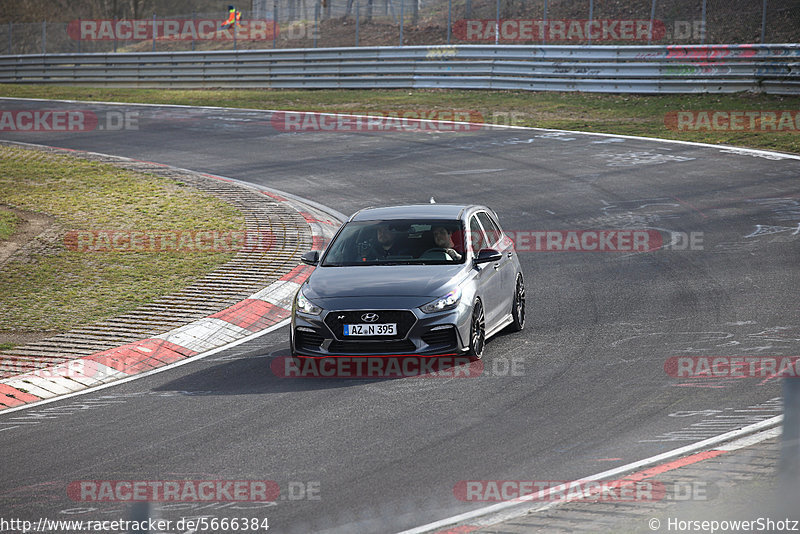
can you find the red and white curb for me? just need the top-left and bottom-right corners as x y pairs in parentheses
(398, 416), (783, 534)
(0, 165), (343, 412)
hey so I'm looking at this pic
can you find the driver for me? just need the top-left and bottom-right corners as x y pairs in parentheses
(432, 226), (462, 261)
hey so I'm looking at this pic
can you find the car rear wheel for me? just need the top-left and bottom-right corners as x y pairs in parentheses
(510, 274), (525, 332)
(467, 299), (485, 360)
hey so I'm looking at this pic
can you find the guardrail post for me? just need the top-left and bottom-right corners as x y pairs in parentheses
(355, 2), (360, 46)
(41, 21), (46, 55)
(542, 0), (547, 44)
(780, 378), (800, 497)
(495, 0), (499, 45)
(273, 1), (278, 48)
(152, 12), (156, 52)
(399, 0), (404, 46)
(760, 0), (767, 44)
(7, 22), (11, 54)
(648, 0), (657, 45)
(447, 0), (451, 44)
(314, 0), (319, 48)
(700, 0), (707, 44)
(587, 0), (594, 45)
(191, 11), (196, 51)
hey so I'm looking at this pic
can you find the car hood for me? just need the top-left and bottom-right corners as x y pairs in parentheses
(305, 264), (468, 299)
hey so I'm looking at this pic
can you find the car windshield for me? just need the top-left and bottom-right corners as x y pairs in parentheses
(321, 219), (466, 266)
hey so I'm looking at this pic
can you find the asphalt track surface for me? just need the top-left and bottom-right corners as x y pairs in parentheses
(1, 99), (799, 533)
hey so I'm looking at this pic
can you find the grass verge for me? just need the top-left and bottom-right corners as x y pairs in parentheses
(0, 207), (19, 241)
(0, 145), (244, 335)
(0, 86), (798, 154)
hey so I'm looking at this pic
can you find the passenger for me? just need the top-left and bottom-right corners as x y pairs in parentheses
(365, 224), (410, 259)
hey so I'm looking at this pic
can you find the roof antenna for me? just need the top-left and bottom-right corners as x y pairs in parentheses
(430, 197), (436, 204)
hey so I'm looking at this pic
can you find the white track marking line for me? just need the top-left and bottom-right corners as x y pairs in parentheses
(715, 426), (781, 451)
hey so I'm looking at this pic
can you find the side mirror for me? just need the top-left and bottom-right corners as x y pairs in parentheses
(301, 250), (320, 266)
(474, 248), (502, 264)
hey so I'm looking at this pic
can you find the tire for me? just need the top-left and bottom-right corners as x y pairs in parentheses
(510, 274), (525, 332)
(467, 299), (486, 360)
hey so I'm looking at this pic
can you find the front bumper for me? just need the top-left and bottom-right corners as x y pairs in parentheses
(291, 304), (471, 358)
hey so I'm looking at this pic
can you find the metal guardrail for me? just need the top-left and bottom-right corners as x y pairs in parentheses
(0, 44), (798, 94)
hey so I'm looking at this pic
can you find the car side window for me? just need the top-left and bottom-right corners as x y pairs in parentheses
(469, 215), (488, 252)
(476, 212), (503, 247)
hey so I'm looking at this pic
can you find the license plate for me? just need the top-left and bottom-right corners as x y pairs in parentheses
(344, 323), (397, 336)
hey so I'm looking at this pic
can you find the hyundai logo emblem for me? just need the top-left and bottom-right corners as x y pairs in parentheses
(361, 313), (380, 323)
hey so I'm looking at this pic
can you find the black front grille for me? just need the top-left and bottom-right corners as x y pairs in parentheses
(421, 327), (457, 348)
(328, 340), (416, 354)
(324, 310), (417, 341)
(296, 329), (325, 349)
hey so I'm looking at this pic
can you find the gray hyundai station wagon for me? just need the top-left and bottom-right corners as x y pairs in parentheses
(290, 204), (525, 361)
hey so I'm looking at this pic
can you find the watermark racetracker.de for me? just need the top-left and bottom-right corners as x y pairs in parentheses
(502, 230), (704, 252)
(67, 480), (281, 503)
(665, 356), (800, 380)
(64, 229), (274, 253)
(665, 110), (800, 132)
(67, 479), (321, 502)
(453, 479), (715, 503)
(67, 19), (279, 41)
(453, 19), (667, 42)
(270, 110), (485, 133)
(272, 355), (526, 379)
(0, 110), (138, 132)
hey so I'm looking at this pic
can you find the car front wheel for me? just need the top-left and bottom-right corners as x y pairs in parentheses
(510, 274), (525, 332)
(467, 299), (485, 360)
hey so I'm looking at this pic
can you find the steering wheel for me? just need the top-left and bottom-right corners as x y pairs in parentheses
(421, 248), (452, 259)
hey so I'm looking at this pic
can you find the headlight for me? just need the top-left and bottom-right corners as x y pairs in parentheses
(295, 286), (322, 315)
(420, 287), (462, 314)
